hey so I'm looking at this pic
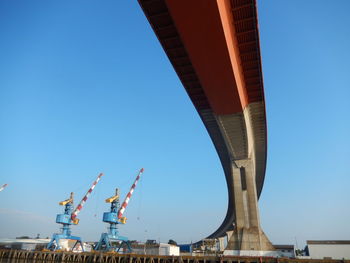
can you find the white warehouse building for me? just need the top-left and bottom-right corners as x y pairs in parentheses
(306, 240), (350, 260)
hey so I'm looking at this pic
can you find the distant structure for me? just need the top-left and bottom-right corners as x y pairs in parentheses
(274, 244), (295, 258)
(306, 240), (350, 260)
(131, 242), (179, 256)
(0, 238), (50, 251)
(138, 0), (275, 256)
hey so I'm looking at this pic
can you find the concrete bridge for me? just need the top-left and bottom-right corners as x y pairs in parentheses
(138, 0), (273, 255)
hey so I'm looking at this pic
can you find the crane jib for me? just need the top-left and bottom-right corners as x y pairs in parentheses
(71, 173), (104, 220)
(118, 168), (144, 219)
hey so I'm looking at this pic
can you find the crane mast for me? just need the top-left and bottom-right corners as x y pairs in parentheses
(95, 168), (144, 252)
(46, 173), (104, 251)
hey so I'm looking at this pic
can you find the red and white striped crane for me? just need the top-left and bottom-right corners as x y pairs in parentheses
(0, 184), (8, 192)
(47, 173), (104, 251)
(71, 173), (104, 224)
(118, 168), (144, 219)
(95, 168), (145, 252)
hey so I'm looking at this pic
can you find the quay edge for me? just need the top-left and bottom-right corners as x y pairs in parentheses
(1, 250), (350, 263)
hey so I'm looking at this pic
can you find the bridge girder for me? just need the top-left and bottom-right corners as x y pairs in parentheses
(138, 0), (272, 251)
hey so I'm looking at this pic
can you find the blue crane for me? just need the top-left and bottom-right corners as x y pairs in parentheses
(95, 168), (144, 252)
(46, 173), (103, 251)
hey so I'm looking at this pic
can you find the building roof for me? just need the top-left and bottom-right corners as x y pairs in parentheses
(0, 238), (50, 244)
(274, 244), (294, 249)
(307, 240), (350, 245)
(131, 243), (178, 249)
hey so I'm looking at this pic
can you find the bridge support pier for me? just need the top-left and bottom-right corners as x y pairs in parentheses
(224, 160), (275, 256)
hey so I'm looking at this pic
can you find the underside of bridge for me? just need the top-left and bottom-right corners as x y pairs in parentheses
(138, 0), (275, 255)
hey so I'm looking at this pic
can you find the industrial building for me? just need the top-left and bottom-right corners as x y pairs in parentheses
(273, 245), (295, 258)
(0, 238), (50, 251)
(131, 242), (179, 256)
(0, 238), (179, 256)
(306, 240), (350, 260)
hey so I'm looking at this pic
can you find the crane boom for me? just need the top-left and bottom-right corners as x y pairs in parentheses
(118, 168), (144, 219)
(71, 173), (104, 221)
(0, 184), (8, 192)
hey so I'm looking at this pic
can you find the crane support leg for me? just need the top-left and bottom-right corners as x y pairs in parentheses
(47, 233), (84, 252)
(95, 233), (131, 252)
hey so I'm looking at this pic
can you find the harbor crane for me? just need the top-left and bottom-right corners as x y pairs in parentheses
(47, 173), (104, 251)
(95, 168), (144, 252)
(0, 184), (8, 192)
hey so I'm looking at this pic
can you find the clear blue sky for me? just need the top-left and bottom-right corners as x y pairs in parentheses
(0, 0), (349, 248)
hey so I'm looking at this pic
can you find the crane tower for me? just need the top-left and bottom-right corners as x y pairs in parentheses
(95, 168), (144, 252)
(47, 173), (103, 251)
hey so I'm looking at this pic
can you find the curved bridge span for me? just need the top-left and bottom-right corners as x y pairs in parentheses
(138, 0), (274, 253)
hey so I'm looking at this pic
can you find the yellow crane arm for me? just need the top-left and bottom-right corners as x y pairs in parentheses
(105, 194), (119, 203)
(59, 192), (74, 206)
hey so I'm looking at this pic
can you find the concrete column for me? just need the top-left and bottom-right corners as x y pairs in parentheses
(226, 230), (233, 241)
(243, 162), (260, 229)
(232, 163), (245, 229)
(225, 159), (275, 253)
(218, 237), (225, 251)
